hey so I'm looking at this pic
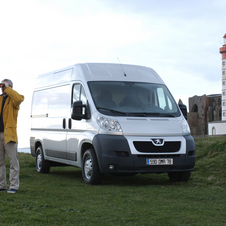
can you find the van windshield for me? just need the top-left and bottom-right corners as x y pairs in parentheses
(88, 81), (180, 117)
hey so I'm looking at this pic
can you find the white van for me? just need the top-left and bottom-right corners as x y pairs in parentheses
(30, 63), (195, 185)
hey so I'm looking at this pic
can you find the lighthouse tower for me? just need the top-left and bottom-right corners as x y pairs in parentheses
(220, 34), (226, 120)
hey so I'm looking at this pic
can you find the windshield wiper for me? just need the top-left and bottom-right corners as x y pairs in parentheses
(126, 112), (148, 117)
(146, 112), (176, 117)
(96, 107), (127, 115)
(96, 108), (176, 117)
(126, 112), (176, 117)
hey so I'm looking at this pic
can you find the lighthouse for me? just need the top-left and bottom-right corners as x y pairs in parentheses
(220, 33), (226, 120)
(206, 33), (226, 135)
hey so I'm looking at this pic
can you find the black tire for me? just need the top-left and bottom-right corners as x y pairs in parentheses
(168, 171), (191, 182)
(36, 146), (50, 173)
(82, 149), (103, 185)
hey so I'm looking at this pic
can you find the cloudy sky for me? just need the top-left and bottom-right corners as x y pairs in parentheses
(0, 0), (225, 147)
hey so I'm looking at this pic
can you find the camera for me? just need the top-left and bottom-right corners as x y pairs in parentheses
(0, 83), (5, 88)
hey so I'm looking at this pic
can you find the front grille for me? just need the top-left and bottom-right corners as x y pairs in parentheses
(133, 141), (181, 153)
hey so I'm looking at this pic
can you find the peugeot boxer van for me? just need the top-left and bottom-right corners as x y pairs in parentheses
(30, 63), (195, 185)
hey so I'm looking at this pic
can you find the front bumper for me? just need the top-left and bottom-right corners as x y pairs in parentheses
(93, 134), (196, 174)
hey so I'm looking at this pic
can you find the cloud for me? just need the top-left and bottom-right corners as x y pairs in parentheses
(0, 0), (226, 146)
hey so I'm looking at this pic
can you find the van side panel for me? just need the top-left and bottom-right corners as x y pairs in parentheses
(44, 85), (70, 159)
(31, 84), (71, 161)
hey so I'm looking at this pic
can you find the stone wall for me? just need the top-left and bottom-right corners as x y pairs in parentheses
(188, 94), (221, 136)
(188, 95), (207, 135)
(187, 112), (204, 136)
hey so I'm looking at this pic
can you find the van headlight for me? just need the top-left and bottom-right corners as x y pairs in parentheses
(181, 118), (190, 135)
(97, 115), (122, 132)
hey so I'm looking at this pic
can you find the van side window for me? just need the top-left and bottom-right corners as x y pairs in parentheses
(48, 85), (70, 117)
(157, 88), (167, 109)
(157, 87), (173, 110)
(72, 84), (87, 105)
(31, 90), (49, 116)
(73, 84), (80, 102)
(80, 87), (87, 104)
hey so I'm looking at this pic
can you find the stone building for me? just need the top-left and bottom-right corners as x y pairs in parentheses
(187, 94), (221, 136)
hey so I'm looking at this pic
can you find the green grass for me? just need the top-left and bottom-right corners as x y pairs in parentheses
(1, 136), (226, 225)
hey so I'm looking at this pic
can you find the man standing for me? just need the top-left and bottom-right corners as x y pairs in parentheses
(0, 79), (24, 193)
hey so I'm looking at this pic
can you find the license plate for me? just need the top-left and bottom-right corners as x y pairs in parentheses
(146, 158), (173, 165)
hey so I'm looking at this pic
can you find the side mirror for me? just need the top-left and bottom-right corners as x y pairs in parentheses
(179, 104), (187, 120)
(71, 101), (90, 120)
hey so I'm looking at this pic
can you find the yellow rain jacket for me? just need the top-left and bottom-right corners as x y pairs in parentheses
(0, 87), (24, 144)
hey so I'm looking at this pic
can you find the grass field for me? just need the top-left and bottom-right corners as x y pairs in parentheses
(0, 136), (226, 225)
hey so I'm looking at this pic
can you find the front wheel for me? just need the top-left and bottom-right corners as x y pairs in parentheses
(168, 171), (191, 182)
(82, 149), (103, 185)
(36, 146), (50, 173)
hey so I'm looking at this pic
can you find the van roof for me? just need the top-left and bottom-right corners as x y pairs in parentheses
(78, 63), (164, 83)
(35, 63), (164, 89)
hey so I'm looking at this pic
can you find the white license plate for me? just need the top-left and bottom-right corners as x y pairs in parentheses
(146, 158), (173, 165)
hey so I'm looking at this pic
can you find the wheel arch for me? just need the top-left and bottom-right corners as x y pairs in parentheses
(35, 140), (43, 155)
(80, 142), (95, 163)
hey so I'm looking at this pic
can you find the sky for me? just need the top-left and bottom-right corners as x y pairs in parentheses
(0, 0), (225, 148)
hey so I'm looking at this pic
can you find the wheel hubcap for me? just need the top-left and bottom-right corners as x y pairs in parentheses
(84, 157), (92, 180)
(37, 151), (42, 171)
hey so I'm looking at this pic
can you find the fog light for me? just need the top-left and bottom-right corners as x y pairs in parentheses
(109, 164), (114, 170)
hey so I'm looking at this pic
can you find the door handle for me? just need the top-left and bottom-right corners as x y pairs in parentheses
(63, 118), (66, 129)
(68, 118), (72, 129)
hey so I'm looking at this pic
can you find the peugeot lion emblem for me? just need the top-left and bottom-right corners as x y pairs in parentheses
(151, 138), (164, 146)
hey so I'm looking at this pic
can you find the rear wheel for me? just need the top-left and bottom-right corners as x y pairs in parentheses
(36, 146), (50, 173)
(82, 149), (103, 185)
(168, 171), (191, 182)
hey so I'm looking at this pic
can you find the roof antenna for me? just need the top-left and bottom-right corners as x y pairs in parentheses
(117, 57), (127, 77)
